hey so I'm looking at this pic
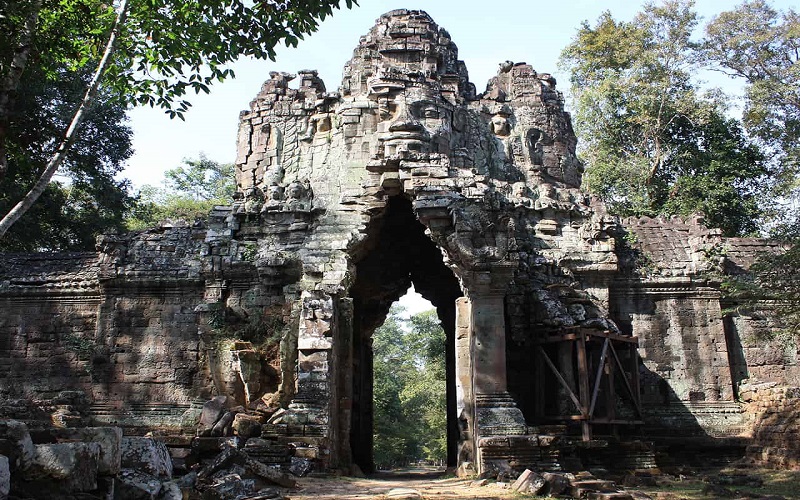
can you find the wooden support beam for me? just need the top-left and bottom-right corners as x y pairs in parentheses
(609, 341), (644, 417)
(588, 338), (610, 418)
(534, 344), (544, 420)
(537, 345), (582, 413)
(533, 330), (638, 345)
(576, 333), (591, 441)
(606, 348), (617, 438)
(629, 343), (641, 411)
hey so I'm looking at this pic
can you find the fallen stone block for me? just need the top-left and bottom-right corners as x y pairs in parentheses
(159, 480), (183, 500)
(46, 426), (122, 475)
(121, 437), (173, 479)
(232, 412), (262, 438)
(244, 456), (296, 488)
(0, 420), (35, 471)
(211, 411), (237, 437)
(0, 455), (9, 498)
(511, 468), (533, 491)
(288, 456), (313, 477)
(203, 473), (256, 499)
(198, 396), (229, 437)
(543, 472), (571, 495)
(197, 446), (239, 482)
(512, 469), (546, 495)
(116, 469), (163, 500)
(23, 442), (101, 491)
(571, 479), (617, 497)
(197, 445), (295, 489)
(241, 487), (284, 499)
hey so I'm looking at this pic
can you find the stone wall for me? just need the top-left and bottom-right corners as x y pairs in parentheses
(611, 216), (790, 444)
(740, 380), (800, 468)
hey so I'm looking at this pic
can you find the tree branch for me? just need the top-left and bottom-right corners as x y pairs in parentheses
(0, 0), (130, 239)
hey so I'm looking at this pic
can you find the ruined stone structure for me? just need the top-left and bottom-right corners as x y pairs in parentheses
(0, 10), (796, 477)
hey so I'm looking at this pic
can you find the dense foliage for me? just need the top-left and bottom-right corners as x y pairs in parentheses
(127, 155), (235, 230)
(559, 0), (774, 236)
(703, 0), (800, 237)
(0, 63), (134, 251)
(373, 307), (447, 469)
(0, 0), (356, 239)
(562, 0), (799, 335)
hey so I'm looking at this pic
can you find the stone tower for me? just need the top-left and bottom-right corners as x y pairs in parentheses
(229, 9), (621, 472)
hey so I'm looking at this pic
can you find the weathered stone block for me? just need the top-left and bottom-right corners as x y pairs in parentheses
(115, 469), (163, 499)
(121, 437), (173, 479)
(48, 427), (122, 475)
(0, 455), (9, 498)
(198, 395), (229, 436)
(23, 442), (101, 492)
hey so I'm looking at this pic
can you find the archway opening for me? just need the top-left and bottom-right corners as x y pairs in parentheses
(348, 195), (462, 473)
(371, 293), (445, 470)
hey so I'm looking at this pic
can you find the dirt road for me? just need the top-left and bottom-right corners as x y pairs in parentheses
(290, 467), (515, 499)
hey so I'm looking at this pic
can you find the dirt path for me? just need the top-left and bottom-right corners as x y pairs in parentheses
(286, 464), (800, 499)
(290, 467), (516, 499)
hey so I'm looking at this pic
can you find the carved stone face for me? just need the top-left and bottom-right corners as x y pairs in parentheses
(287, 181), (304, 200)
(267, 184), (283, 201)
(490, 115), (510, 137)
(373, 86), (453, 159)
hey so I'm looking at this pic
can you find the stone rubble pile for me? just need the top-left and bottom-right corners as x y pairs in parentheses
(0, 416), (309, 499)
(471, 466), (639, 499)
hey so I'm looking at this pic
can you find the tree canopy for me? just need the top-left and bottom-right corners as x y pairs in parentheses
(0, 62), (134, 251)
(703, 0), (800, 236)
(127, 155), (235, 230)
(560, 0), (773, 236)
(0, 0), (356, 240)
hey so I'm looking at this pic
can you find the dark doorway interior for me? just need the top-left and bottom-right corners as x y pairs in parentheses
(348, 196), (462, 473)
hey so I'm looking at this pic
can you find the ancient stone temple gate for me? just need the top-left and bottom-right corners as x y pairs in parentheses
(227, 8), (625, 472)
(1, 9), (796, 476)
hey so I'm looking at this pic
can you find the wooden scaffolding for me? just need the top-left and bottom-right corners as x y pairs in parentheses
(532, 327), (643, 441)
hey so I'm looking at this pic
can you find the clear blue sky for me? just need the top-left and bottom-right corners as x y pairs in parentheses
(124, 0), (794, 188)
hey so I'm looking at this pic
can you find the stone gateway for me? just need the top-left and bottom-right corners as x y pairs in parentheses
(0, 9), (796, 479)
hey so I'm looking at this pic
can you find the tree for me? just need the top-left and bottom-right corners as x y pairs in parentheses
(0, 61), (134, 251)
(702, 0), (800, 235)
(560, 0), (770, 235)
(373, 306), (447, 468)
(127, 155), (235, 230)
(702, 1), (800, 332)
(0, 0), (357, 239)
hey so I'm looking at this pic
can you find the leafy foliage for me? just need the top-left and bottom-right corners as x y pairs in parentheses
(127, 155), (234, 229)
(702, 0), (800, 234)
(0, 62), (134, 251)
(700, 1), (800, 338)
(723, 244), (800, 338)
(373, 307), (447, 468)
(0, 0), (356, 239)
(560, 0), (771, 236)
(2, 0), (357, 118)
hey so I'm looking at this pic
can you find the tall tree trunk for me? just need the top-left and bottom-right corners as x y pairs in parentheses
(0, 0), (130, 240)
(0, 0), (43, 180)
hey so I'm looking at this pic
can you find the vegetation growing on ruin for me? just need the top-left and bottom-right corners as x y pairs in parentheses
(127, 156), (235, 229)
(207, 306), (287, 354)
